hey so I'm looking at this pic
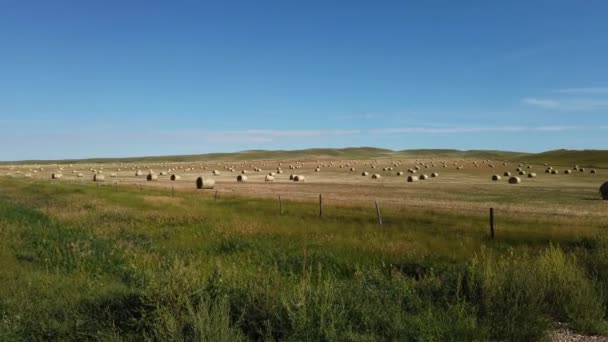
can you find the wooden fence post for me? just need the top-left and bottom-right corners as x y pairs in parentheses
(319, 193), (323, 217)
(214, 190), (218, 202)
(490, 208), (495, 240)
(375, 200), (383, 225)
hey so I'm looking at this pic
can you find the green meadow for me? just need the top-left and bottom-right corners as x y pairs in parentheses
(1, 176), (608, 341)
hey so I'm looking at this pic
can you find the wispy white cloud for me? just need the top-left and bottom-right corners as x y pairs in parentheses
(522, 98), (561, 109)
(2, 126), (584, 146)
(522, 97), (608, 111)
(563, 99), (608, 111)
(369, 126), (576, 134)
(481, 44), (553, 67)
(332, 113), (384, 120)
(555, 87), (608, 94)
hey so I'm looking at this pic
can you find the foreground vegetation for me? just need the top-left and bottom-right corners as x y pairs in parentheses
(1, 178), (608, 340)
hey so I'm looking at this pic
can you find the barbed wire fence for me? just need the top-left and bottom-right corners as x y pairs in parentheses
(30, 176), (608, 242)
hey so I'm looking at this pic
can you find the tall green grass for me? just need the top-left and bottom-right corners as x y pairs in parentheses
(1, 179), (607, 340)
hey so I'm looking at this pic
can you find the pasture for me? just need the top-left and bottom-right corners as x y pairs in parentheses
(0, 148), (607, 341)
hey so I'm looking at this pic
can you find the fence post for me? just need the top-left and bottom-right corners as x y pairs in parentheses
(214, 190), (218, 202)
(279, 195), (283, 215)
(375, 200), (383, 225)
(319, 193), (323, 217)
(490, 208), (495, 240)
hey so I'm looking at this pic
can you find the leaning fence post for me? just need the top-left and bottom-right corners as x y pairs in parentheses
(490, 208), (495, 240)
(319, 193), (323, 217)
(279, 195), (283, 215)
(375, 200), (383, 225)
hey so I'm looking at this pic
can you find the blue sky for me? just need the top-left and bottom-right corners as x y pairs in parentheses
(1, 1), (607, 160)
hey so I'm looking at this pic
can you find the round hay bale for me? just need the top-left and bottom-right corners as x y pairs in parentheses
(241, 170), (247, 174)
(110, 173), (117, 178)
(315, 168), (321, 172)
(170, 174), (181, 181)
(77, 173), (84, 178)
(196, 177), (215, 189)
(551, 170), (558, 175)
(265, 175), (275, 182)
(492, 175), (502, 181)
(237, 175), (248, 182)
(564, 170), (572, 174)
(600, 182), (608, 200)
(293, 175), (305, 182)
(591, 169), (597, 174)
(407, 175), (418, 182)
(431, 172), (439, 178)
(420, 174), (429, 180)
(508, 176), (521, 184)
(93, 174), (105, 182)
(545, 169), (551, 174)
(528, 173), (537, 178)
(396, 171), (404, 176)
(519, 171), (526, 176)
(135, 170), (143, 176)
(371, 174), (381, 180)
(361, 171), (369, 176)
(147, 174), (158, 181)
(579, 168), (585, 173)
(51, 173), (63, 179)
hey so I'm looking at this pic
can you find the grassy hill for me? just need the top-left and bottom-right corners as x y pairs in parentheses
(2, 147), (606, 167)
(512, 149), (608, 168)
